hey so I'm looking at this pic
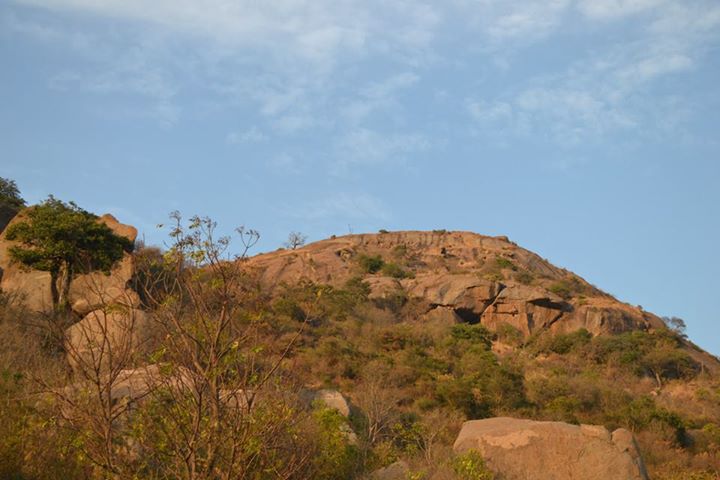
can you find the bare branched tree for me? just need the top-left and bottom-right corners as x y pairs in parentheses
(131, 213), (316, 479)
(284, 231), (307, 250)
(35, 273), (147, 479)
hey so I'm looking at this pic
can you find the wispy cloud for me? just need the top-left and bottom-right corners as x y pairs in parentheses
(335, 128), (430, 170)
(288, 192), (391, 221)
(465, 0), (719, 146)
(577, 0), (667, 20)
(341, 72), (419, 123)
(226, 127), (267, 145)
(6, 0), (720, 154)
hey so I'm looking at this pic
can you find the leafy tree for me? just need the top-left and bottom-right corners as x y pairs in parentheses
(5, 196), (133, 310)
(0, 177), (25, 231)
(662, 316), (687, 338)
(0, 177), (25, 210)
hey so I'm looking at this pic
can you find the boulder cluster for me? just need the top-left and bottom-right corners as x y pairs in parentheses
(0, 213), (148, 369)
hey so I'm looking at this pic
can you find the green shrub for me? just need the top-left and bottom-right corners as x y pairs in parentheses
(548, 281), (573, 299)
(381, 262), (412, 279)
(344, 276), (372, 299)
(312, 404), (360, 479)
(494, 323), (523, 346)
(451, 324), (493, 349)
(615, 396), (687, 445)
(494, 256), (516, 271)
(532, 329), (592, 355)
(358, 254), (385, 274)
(273, 297), (306, 322)
(452, 450), (494, 480)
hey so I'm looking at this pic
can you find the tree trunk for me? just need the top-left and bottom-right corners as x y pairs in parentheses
(57, 261), (73, 311)
(50, 270), (60, 310)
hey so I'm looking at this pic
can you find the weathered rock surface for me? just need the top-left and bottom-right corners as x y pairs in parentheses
(0, 211), (138, 315)
(405, 273), (501, 318)
(66, 307), (150, 371)
(480, 285), (568, 337)
(303, 389), (352, 417)
(453, 417), (649, 480)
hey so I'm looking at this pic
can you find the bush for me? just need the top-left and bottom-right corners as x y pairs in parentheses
(452, 450), (495, 480)
(548, 281), (573, 299)
(311, 404), (360, 479)
(531, 329), (592, 355)
(494, 256), (516, 271)
(358, 254), (385, 274)
(381, 262), (412, 279)
(450, 324), (493, 349)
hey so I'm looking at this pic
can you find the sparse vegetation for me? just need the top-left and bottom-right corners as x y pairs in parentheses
(515, 271), (534, 285)
(548, 281), (573, 299)
(494, 256), (516, 271)
(381, 261), (413, 279)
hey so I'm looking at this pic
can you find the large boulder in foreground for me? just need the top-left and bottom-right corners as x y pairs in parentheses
(0, 211), (138, 315)
(453, 417), (648, 480)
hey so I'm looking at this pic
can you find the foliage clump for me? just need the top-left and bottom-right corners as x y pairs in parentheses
(452, 450), (495, 479)
(358, 253), (385, 274)
(5, 196), (133, 309)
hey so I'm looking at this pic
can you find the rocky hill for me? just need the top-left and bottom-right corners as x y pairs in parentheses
(250, 230), (664, 338)
(1, 219), (719, 480)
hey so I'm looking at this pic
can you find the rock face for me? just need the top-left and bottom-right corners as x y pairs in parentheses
(453, 417), (649, 480)
(480, 285), (568, 337)
(246, 231), (666, 339)
(66, 307), (150, 371)
(0, 211), (138, 315)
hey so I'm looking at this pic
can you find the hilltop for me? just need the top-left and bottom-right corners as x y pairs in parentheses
(249, 230), (664, 336)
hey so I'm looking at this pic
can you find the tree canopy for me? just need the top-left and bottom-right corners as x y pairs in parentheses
(5, 196), (134, 309)
(0, 177), (25, 211)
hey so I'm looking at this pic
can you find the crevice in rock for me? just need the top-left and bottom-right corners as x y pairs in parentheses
(477, 283), (506, 319)
(454, 308), (481, 324)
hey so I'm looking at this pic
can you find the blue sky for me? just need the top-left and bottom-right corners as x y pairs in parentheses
(2, 0), (719, 354)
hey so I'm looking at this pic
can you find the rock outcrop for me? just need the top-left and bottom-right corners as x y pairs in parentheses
(246, 231), (665, 339)
(66, 307), (150, 371)
(453, 417), (648, 480)
(0, 211), (138, 315)
(301, 389), (352, 417)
